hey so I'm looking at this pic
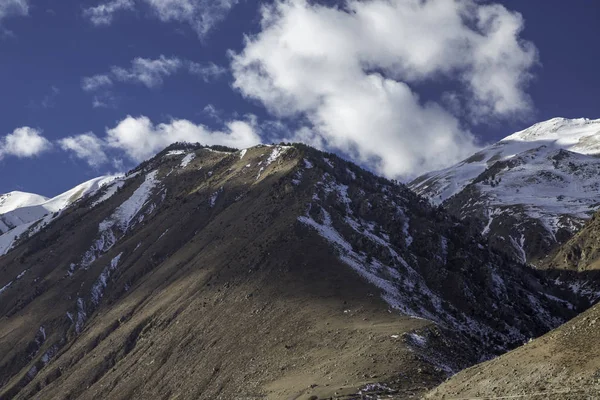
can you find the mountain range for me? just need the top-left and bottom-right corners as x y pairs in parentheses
(1, 118), (600, 399)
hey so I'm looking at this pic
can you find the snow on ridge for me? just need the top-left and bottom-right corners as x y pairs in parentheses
(0, 175), (121, 256)
(412, 118), (600, 204)
(0, 221), (36, 255)
(101, 170), (159, 232)
(503, 117), (600, 149)
(0, 192), (48, 215)
(323, 157), (334, 168)
(180, 153), (196, 168)
(165, 150), (186, 156)
(79, 170), (161, 270)
(239, 149), (247, 159)
(92, 180), (126, 207)
(265, 145), (290, 167)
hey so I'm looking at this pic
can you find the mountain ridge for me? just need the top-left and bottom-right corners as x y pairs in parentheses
(0, 142), (587, 399)
(0, 176), (121, 257)
(410, 117), (600, 263)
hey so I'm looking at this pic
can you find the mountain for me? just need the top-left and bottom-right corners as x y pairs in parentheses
(543, 210), (600, 273)
(427, 212), (600, 399)
(0, 143), (586, 399)
(410, 117), (600, 263)
(0, 176), (120, 256)
(427, 302), (600, 399)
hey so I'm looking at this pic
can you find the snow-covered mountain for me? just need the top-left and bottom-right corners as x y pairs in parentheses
(0, 176), (120, 255)
(410, 117), (600, 263)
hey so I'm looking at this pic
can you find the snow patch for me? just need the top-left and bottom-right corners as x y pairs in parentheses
(209, 187), (223, 207)
(165, 150), (186, 156)
(79, 170), (160, 269)
(0, 281), (13, 295)
(180, 153), (195, 168)
(75, 297), (87, 334)
(90, 252), (123, 306)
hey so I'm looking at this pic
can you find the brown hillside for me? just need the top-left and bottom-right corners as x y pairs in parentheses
(0, 144), (584, 399)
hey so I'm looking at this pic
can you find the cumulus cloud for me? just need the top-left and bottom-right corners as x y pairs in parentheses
(83, 0), (135, 26)
(143, 0), (238, 38)
(58, 132), (108, 167)
(59, 115), (261, 166)
(230, 0), (538, 178)
(0, 127), (52, 159)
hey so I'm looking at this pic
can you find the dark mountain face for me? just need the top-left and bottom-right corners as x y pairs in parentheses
(427, 213), (600, 400)
(0, 143), (587, 399)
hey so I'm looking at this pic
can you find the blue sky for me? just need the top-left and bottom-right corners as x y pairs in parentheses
(0, 0), (598, 197)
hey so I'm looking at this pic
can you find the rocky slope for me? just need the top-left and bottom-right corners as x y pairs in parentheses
(427, 212), (600, 399)
(0, 143), (586, 399)
(543, 209), (600, 273)
(427, 303), (600, 400)
(410, 118), (600, 263)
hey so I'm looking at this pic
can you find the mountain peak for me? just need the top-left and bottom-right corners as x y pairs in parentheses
(502, 117), (600, 154)
(0, 191), (49, 215)
(410, 116), (600, 263)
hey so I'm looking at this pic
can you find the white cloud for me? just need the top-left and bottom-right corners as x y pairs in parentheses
(58, 132), (108, 167)
(188, 62), (227, 82)
(82, 74), (113, 92)
(83, 0), (135, 26)
(81, 0), (237, 37)
(106, 115), (261, 161)
(81, 57), (226, 107)
(0, 127), (51, 159)
(0, 0), (28, 23)
(111, 55), (183, 88)
(58, 115), (261, 166)
(202, 104), (223, 122)
(143, 0), (238, 38)
(230, 0), (538, 178)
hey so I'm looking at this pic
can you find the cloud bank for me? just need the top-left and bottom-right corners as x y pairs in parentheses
(230, 0), (538, 178)
(60, 115), (261, 166)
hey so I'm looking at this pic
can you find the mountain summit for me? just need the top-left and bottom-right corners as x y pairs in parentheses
(411, 117), (600, 263)
(0, 143), (586, 399)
